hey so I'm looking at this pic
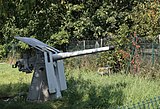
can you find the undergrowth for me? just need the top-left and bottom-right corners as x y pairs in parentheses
(0, 63), (160, 109)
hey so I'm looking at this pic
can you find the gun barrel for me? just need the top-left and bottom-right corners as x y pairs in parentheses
(52, 46), (114, 60)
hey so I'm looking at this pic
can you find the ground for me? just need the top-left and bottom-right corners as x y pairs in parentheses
(0, 63), (160, 109)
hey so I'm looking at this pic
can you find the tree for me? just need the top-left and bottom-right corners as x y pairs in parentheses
(0, 0), (160, 61)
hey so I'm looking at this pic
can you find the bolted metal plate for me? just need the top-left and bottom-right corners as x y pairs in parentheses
(15, 36), (60, 53)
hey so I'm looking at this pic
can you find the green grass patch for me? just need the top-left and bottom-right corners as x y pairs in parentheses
(0, 64), (32, 98)
(0, 63), (160, 108)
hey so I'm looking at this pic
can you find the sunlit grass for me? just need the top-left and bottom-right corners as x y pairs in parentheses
(0, 63), (32, 84)
(0, 63), (160, 108)
(67, 68), (160, 106)
(0, 63), (32, 98)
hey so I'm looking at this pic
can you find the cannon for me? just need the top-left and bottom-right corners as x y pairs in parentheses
(14, 36), (114, 102)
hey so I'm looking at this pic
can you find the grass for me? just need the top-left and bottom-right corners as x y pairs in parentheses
(0, 63), (160, 109)
(0, 64), (32, 98)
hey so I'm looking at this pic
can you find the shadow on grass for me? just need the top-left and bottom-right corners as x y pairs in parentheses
(0, 83), (53, 109)
(0, 75), (126, 109)
(59, 75), (126, 109)
(0, 83), (28, 98)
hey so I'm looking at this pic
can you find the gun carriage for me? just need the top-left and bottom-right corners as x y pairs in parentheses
(14, 36), (114, 102)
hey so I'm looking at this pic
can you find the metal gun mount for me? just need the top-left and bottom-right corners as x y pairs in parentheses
(14, 36), (114, 102)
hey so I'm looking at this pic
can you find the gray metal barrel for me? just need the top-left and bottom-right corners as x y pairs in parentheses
(52, 46), (114, 60)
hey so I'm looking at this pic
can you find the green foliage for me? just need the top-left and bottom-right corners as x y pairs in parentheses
(49, 29), (69, 46)
(1, 0), (160, 67)
(0, 0), (65, 55)
(0, 45), (6, 59)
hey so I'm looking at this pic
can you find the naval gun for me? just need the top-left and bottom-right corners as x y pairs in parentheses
(14, 36), (114, 102)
